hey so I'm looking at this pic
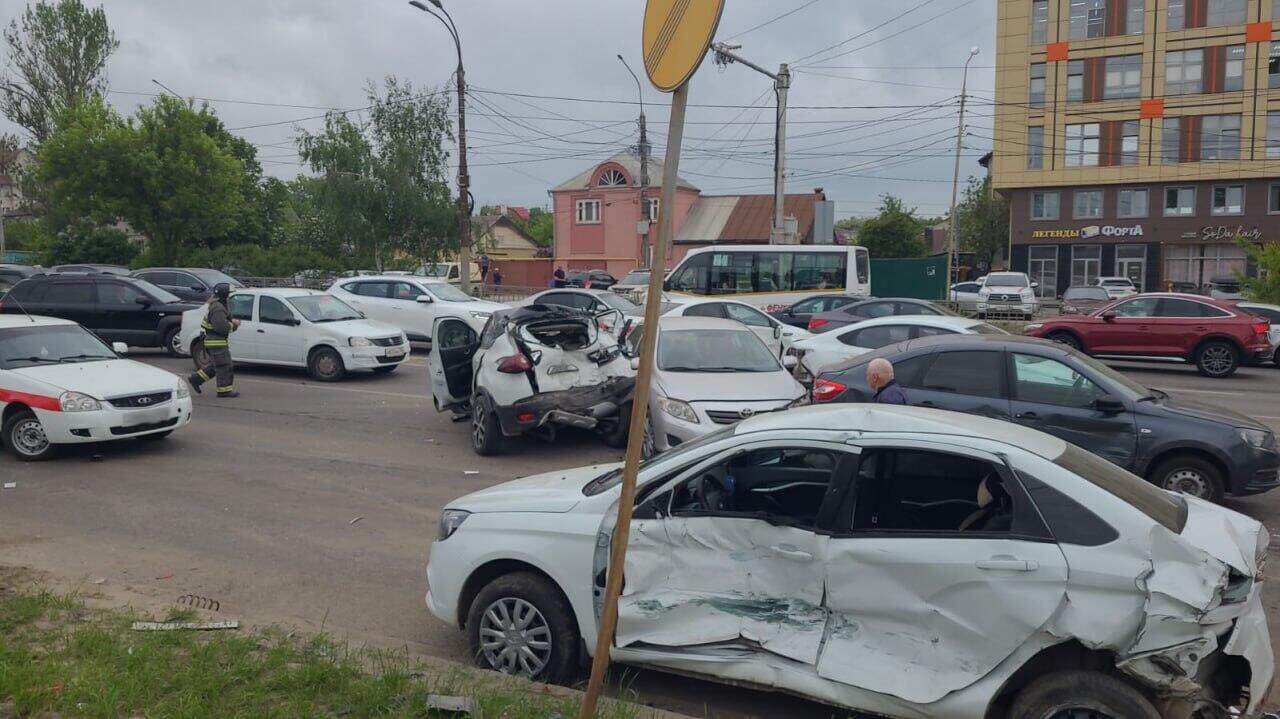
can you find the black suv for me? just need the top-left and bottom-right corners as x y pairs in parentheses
(812, 334), (1279, 503)
(131, 267), (244, 302)
(0, 274), (200, 355)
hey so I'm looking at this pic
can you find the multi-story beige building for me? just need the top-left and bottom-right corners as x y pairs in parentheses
(994, 0), (1280, 295)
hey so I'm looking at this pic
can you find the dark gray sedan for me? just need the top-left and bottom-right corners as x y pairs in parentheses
(811, 334), (1279, 503)
(807, 297), (956, 333)
(769, 293), (863, 328)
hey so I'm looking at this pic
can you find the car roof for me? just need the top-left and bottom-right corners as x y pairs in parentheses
(339, 275), (441, 283)
(847, 315), (988, 330)
(0, 314), (77, 329)
(852, 297), (936, 304)
(232, 287), (324, 298)
(657, 316), (757, 332)
(1125, 292), (1237, 308)
(735, 404), (1067, 460)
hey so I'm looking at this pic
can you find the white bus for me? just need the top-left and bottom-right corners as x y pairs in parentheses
(662, 244), (871, 312)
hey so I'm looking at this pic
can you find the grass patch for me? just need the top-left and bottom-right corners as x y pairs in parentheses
(0, 587), (644, 719)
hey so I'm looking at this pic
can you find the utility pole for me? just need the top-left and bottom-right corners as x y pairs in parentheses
(618, 54), (651, 267)
(947, 46), (980, 292)
(409, 0), (473, 294)
(712, 43), (792, 243)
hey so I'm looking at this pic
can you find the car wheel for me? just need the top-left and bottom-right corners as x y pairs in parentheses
(1194, 341), (1238, 378)
(466, 571), (578, 684)
(1010, 670), (1160, 719)
(471, 396), (503, 457)
(1047, 331), (1082, 351)
(191, 339), (209, 369)
(163, 327), (185, 358)
(307, 347), (346, 382)
(371, 366), (397, 375)
(602, 401), (631, 449)
(1150, 455), (1225, 503)
(641, 414), (657, 459)
(2, 409), (56, 462)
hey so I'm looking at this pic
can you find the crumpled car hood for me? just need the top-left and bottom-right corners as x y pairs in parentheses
(446, 463), (619, 514)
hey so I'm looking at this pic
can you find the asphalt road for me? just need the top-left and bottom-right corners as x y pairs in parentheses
(1, 350), (1279, 718)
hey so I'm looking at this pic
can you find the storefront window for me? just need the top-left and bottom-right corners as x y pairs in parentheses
(1270, 183), (1280, 214)
(1164, 244), (1247, 288)
(1029, 246), (1058, 298)
(1116, 244), (1147, 292)
(1071, 245), (1102, 287)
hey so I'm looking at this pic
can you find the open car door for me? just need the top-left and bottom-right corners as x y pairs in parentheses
(429, 316), (478, 412)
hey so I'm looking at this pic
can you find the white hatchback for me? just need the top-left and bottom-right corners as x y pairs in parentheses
(425, 404), (1271, 719)
(0, 315), (193, 460)
(327, 275), (506, 343)
(179, 288), (409, 382)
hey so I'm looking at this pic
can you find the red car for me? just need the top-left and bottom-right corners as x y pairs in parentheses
(1025, 293), (1270, 378)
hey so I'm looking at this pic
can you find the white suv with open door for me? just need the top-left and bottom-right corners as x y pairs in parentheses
(328, 275), (505, 344)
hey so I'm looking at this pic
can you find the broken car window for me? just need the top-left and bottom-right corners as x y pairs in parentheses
(670, 447), (842, 527)
(852, 450), (1015, 534)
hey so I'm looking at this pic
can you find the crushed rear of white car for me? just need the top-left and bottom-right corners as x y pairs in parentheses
(429, 305), (636, 455)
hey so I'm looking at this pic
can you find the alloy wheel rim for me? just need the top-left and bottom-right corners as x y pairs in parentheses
(12, 418), (48, 456)
(472, 401), (486, 450)
(1164, 468), (1209, 497)
(170, 333), (182, 354)
(477, 597), (552, 677)
(1202, 346), (1232, 375)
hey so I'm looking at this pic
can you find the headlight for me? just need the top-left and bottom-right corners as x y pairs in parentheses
(658, 397), (699, 424)
(349, 337), (373, 348)
(1238, 428), (1278, 452)
(175, 379), (191, 399)
(1025, 323), (1044, 332)
(437, 509), (471, 541)
(59, 391), (101, 412)
(470, 311), (492, 320)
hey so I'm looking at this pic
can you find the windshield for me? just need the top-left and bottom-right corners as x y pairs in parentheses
(621, 271), (649, 284)
(287, 295), (362, 323)
(418, 263), (450, 277)
(0, 324), (117, 368)
(1064, 287), (1109, 301)
(130, 279), (182, 304)
(191, 269), (243, 288)
(597, 292), (637, 312)
(1100, 279), (1132, 287)
(583, 424), (739, 496)
(426, 283), (472, 302)
(985, 274), (1028, 288)
(1071, 350), (1154, 400)
(659, 328), (780, 372)
(1053, 443), (1187, 532)
(970, 322), (1009, 335)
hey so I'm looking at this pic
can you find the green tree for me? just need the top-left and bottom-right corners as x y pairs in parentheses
(522, 207), (553, 247)
(2, 216), (54, 251)
(42, 217), (136, 265)
(1, 0), (118, 143)
(32, 97), (133, 229)
(1238, 238), (1280, 303)
(298, 76), (455, 270)
(956, 175), (1009, 267)
(856, 195), (926, 258)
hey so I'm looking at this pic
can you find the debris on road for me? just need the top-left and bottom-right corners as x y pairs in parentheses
(349, 516), (363, 525)
(424, 695), (477, 714)
(131, 620), (239, 631)
(463, 470), (479, 475)
(155, 574), (173, 580)
(93, 578), (106, 585)
(2, 482), (15, 489)
(177, 594), (220, 611)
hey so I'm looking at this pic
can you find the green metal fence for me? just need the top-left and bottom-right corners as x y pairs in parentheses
(869, 256), (948, 300)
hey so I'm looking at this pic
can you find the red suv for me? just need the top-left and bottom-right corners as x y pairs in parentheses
(1024, 293), (1270, 378)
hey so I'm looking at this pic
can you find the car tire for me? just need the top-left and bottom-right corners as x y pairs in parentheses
(307, 347), (346, 382)
(2, 409), (56, 462)
(602, 402), (631, 449)
(163, 327), (184, 358)
(466, 571), (579, 684)
(371, 366), (397, 375)
(191, 339), (209, 369)
(1047, 331), (1082, 351)
(1194, 340), (1239, 378)
(641, 414), (657, 459)
(1150, 455), (1225, 503)
(1010, 670), (1160, 719)
(471, 395), (503, 457)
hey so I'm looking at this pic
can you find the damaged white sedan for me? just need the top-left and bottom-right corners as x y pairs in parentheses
(425, 404), (1272, 718)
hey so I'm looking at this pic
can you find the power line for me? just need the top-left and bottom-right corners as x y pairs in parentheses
(722, 0), (825, 40)
(793, 0), (979, 68)
(787, 0), (944, 66)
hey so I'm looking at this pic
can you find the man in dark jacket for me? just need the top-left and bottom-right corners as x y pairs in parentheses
(552, 267), (566, 288)
(867, 358), (907, 405)
(188, 283), (240, 398)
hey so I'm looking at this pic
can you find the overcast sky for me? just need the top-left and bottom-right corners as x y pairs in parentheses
(2, 0), (997, 219)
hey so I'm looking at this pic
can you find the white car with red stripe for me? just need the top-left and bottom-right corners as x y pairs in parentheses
(0, 315), (193, 461)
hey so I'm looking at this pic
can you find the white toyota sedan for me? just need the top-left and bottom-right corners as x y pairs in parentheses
(327, 275), (506, 343)
(425, 404), (1271, 719)
(179, 288), (409, 382)
(0, 315), (193, 460)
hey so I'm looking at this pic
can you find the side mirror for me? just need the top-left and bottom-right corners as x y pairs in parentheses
(111, 341), (128, 355)
(783, 354), (798, 369)
(1094, 396), (1125, 414)
(135, 296), (152, 306)
(630, 356), (641, 371)
(416, 295), (433, 303)
(1101, 311), (1117, 322)
(662, 279), (671, 292)
(1031, 282), (1040, 289)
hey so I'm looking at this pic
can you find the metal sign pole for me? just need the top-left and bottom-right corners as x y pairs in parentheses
(577, 82), (689, 719)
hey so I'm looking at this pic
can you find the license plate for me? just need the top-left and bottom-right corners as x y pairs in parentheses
(385, 347), (406, 358)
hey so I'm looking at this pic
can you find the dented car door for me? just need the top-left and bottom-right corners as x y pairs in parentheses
(604, 442), (856, 668)
(817, 440), (1068, 705)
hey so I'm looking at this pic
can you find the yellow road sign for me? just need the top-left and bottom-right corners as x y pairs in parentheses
(642, 0), (725, 93)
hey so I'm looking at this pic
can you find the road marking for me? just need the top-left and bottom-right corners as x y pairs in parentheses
(229, 377), (431, 401)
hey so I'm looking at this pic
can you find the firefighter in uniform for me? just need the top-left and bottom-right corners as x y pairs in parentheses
(187, 283), (240, 398)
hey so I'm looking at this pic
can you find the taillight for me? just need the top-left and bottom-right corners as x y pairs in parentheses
(1253, 321), (1270, 337)
(497, 354), (532, 373)
(812, 378), (846, 402)
(809, 318), (829, 331)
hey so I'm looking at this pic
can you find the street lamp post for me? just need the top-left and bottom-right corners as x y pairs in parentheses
(947, 46), (980, 297)
(409, 0), (473, 295)
(617, 54), (651, 267)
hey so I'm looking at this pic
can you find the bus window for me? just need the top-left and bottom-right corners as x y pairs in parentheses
(754, 252), (790, 293)
(710, 252), (753, 295)
(669, 253), (710, 293)
(793, 252), (847, 291)
(855, 248), (870, 287)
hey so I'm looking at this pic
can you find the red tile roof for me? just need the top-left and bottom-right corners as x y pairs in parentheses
(715, 193), (819, 243)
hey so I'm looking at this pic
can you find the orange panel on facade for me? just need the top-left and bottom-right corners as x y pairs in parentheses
(1247, 22), (1272, 43)
(1140, 98), (1165, 118)
(1046, 42), (1069, 61)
